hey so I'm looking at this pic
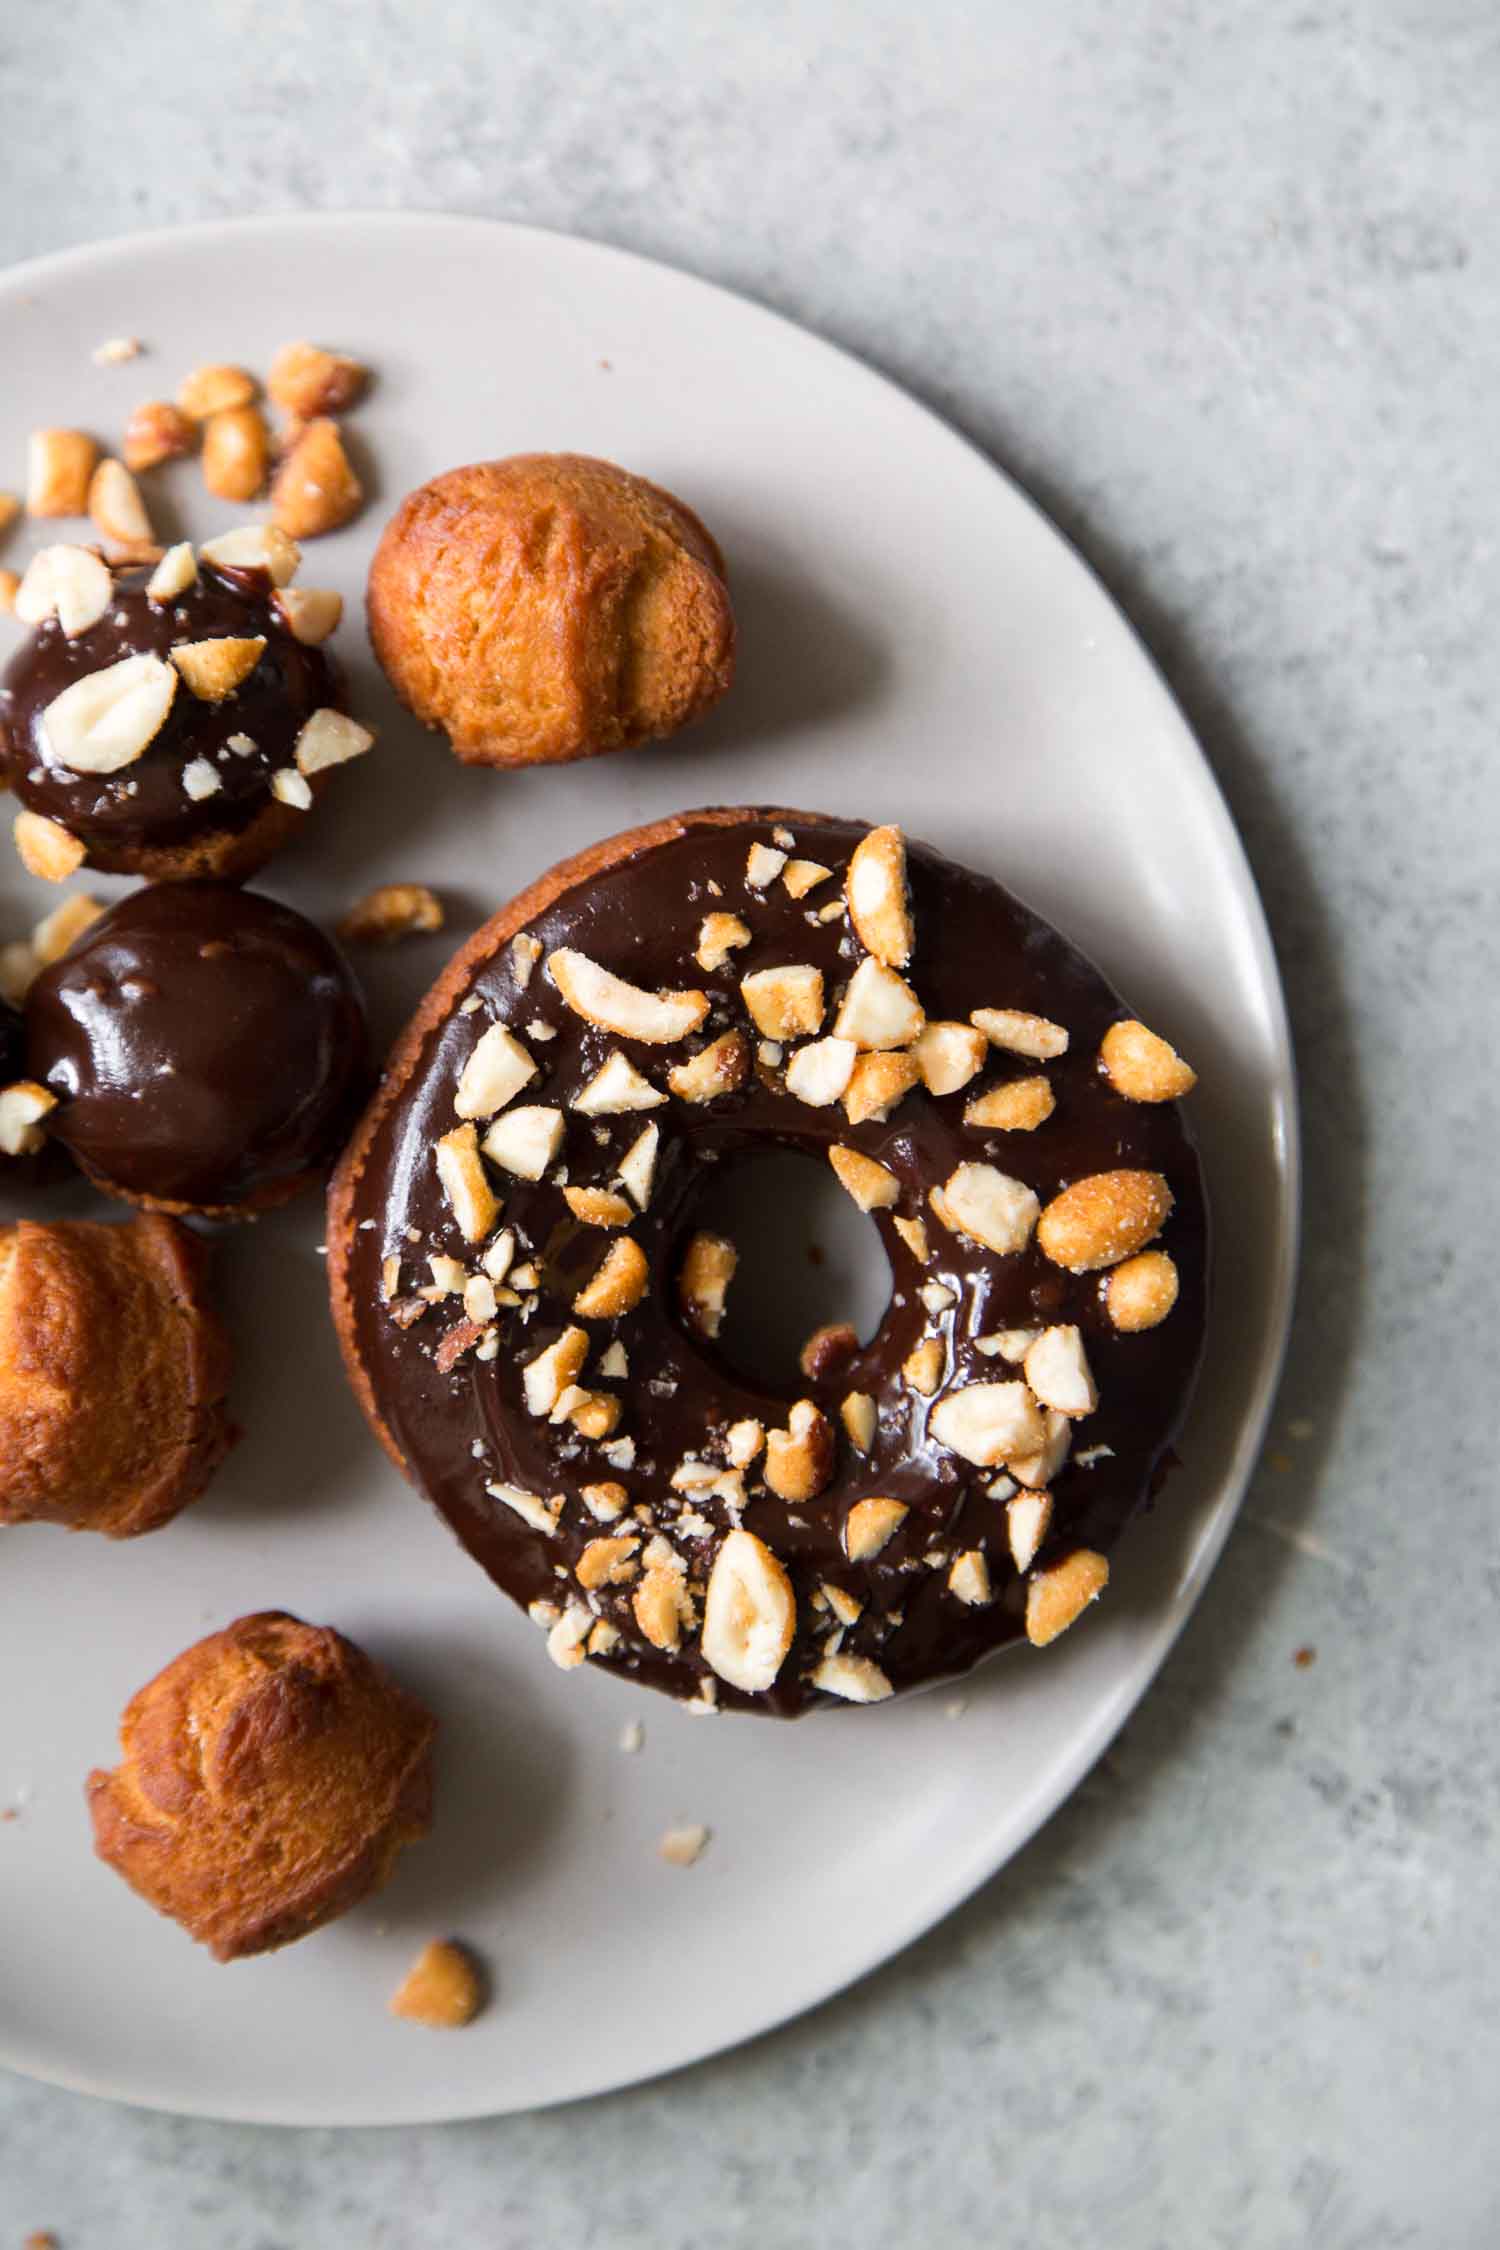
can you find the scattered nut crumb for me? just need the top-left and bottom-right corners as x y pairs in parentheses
(272, 415), (362, 537)
(337, 881), (444, 945)
(389, 1938), (486, 2028)
(87, 456), (159, 559)
(267, 339), (369, 420)
(619, 1720), (644, 1754)
(202, 404), (270, 502)
(27, 427), (97, 518)
(1294, 1645), (1317, 1669)
(123, 399), (196, 472)
(94, 335), (143, 365)
(177, 362), (257, 419)
(659, 1823), (710, 1867)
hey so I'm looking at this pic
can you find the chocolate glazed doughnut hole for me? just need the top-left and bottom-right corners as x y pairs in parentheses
(0, 534), (369, 884)
(329, 808), (1209, 1716)
(25, 882), (369, 1218)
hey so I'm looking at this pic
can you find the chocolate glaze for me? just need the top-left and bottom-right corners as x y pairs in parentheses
(0, 564), (340, 856)
(341, 815), (1209, 1714)
(1, 994), (77, 1194)
(0, 998), (20, 1085)
(26, 883), (368, 1211)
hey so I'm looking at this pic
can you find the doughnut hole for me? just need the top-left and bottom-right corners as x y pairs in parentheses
(683, 1149), (893, 1392)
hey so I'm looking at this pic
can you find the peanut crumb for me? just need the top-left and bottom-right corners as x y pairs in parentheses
(337, 881), (444, 945)
(659, 1823), (711, 1867)
(389, 1938), (486, 2028)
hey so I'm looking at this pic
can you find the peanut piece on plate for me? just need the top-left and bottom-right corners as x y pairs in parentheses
(123, 399), (196, 472)
(337, 882), (444, 945)
(177, 363), (257, 419)
(202, 406), (270, 502)
(27, 428), (98, 517)
(271, 416), (363, 537)
(389, 1939), (486, 2028)
(268, 340), (369, 419)
(87, 457), (159, 558)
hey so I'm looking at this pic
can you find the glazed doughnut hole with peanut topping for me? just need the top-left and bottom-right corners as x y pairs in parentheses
(0, 527), (368, 883)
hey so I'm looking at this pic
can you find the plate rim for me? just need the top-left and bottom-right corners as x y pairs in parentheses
(0, 208), (1301, 2127)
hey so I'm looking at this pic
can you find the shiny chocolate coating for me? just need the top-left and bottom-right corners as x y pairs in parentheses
(0, 997), (21, 1085)
(0, 564), (340, 856)
(340, 814), (1209, 1714)
(26, 883), (368, 1211)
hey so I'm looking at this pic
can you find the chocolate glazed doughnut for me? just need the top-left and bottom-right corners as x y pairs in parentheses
(329, 809), (1209, 1716)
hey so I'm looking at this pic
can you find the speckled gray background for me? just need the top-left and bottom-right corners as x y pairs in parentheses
(2, 0), (1496, 2242)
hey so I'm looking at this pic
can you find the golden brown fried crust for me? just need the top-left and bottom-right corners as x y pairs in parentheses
(86, 1611), (436, 1961)
(64, 785), (324, 885)
(366, 454), (736, 768)
(0, 1213), (235, 1537)
(327, 806), (826, 1479)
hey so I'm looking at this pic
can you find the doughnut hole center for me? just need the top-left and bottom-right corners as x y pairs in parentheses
(687, 1149), (893, 1393)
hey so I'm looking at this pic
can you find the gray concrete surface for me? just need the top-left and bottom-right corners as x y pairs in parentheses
(2, 0), (1496, 2242)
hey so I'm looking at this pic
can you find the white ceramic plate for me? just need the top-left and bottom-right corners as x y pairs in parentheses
(0, 214), (1297, 2125)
